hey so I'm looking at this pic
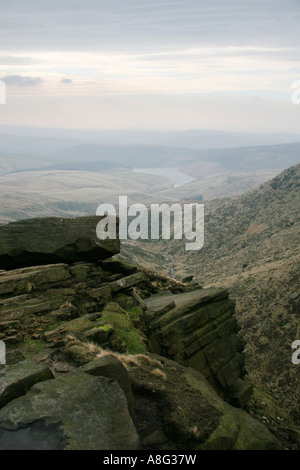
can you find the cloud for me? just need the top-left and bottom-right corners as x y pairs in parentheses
(0, 56), (37, 65)
(1, 75), (43, 87)
(0, 1), (299, 132)
(60, 77), (73, 84)
(0, 0), (299, 53)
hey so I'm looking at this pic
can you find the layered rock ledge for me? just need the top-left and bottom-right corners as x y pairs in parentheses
(0, 216), (285, 450)
(143, 288), (248, 403)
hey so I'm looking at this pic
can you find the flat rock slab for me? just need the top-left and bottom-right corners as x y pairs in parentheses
(146, 287), (229, 330)
(0, 216), (120, 270)
(0, 371), (139, 450)
(0, 360), (54, 409)
(145, 287), (228, 312)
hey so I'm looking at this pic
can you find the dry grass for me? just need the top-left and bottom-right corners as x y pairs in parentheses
(189, 426), (202, 439)
(64, 334), (164, 370)
(151, 368), (167, 380)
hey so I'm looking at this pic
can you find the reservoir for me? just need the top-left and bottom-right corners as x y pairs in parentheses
(132, 167), (194, 187)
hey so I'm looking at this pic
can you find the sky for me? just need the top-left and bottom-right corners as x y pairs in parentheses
(0, 0), (300, 132)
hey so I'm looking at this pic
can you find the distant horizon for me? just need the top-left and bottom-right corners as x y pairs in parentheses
(0, 1), (300, 133)
(1, 123), (300, 137)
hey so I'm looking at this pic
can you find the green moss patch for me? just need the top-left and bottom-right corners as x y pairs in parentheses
(126, 306), (143, 322)
(101, 302), (147, 354)
(18, 339), (48, 358)
(96, 324), (113, 332)
(115, 293), (136, 310)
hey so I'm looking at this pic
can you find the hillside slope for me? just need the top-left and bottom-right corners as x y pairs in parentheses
(118, 164), (300, 435)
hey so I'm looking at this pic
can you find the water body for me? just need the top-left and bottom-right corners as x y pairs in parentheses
(132, 167), (194, 187)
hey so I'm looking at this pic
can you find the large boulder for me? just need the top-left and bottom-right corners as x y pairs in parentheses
(0, 370), (139, 450)
(0, 216), (120, 270)
(0, 360), (53, 409)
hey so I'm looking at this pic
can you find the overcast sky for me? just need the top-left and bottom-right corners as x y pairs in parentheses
(0, 0), (299, 132)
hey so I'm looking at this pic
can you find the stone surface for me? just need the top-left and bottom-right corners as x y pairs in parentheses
(5, 350), (25, 366)
(0, 215), (280, 449)
(0, 216), (120, 270)
(125, 354), (282, 450)
(0, 235), (286, 450)
(142, 430), (169, 448)
(0, 371), (139, 450)
(0, 360), (53, 409)
(0, 258), (248, 405)
(100, 259), (138, 275)
(144, 288), (245, 397)
(226, 378), (253, 409)
(80, 355), (135, 419)
(88, 271), (148, 299)
(0, 263), (72, 297)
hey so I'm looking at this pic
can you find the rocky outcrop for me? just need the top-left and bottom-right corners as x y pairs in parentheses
(0, 216), (287, 449)
(143, 288), (250, 403)
(0, 260), (177, 355)
(0, 352), (282, 450)
(0, 216), (120, 270)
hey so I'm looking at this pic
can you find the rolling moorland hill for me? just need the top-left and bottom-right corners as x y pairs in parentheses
(1, 138), (297, 175)
(1, 126), (300, 153)
(0, 141), (299, 225)
(118, 164), (300, 434)
(0, 154), (51, 175)
(47, 141), (300, 172)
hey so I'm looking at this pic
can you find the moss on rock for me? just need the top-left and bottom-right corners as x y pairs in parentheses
(101, 303), (147, 354)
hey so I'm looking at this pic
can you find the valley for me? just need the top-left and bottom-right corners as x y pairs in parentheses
(118, 164), (300, 437)
(1, 139), (299, 224)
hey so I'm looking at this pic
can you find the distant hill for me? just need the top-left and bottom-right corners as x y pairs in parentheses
(1, 124), (300, 151)
(154, 129), (300, 150)
(48, 143), (200, 167)
(48, 142), (300, 173)
(33, 160), (130, 172)
(0, 143), (299, 227)
(182, 142), (300, 174)
(0, 132), (92, 156)
(0, 154), (51, 175)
